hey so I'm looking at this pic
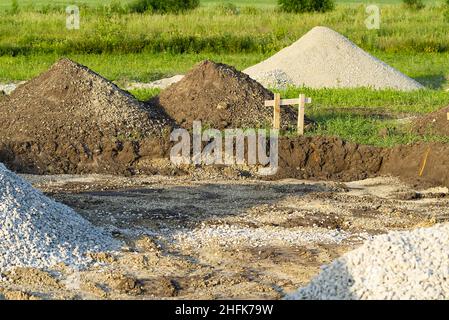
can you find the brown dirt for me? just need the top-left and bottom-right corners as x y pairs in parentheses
(274, 136), (385, 181)
(381, 142), (449, 188)
(275, 136), (449, 188)
(0, 58), (173, 175)
(2, 59), (449, 189)
(150, 60), (311, 130)
(414, 106), (449, 136)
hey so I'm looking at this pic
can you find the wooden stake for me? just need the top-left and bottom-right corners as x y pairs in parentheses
(273, 93), (281, 130)
(419, 147), (431, 177)
(297, 94), (306, 136)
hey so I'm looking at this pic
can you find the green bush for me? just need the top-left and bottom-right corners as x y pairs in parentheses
(278, 0), (335, 13)
(10, 0), (20, 14)
(129, 0), (199, 14)
(402, 0), (425, 10)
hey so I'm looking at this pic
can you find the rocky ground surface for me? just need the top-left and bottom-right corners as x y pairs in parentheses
(0, 174), (448, 300)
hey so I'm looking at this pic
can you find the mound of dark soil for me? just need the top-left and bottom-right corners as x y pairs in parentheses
(0, 58), (173, 174)
(414, 106), (449, 136)
(151, 60), (310, 130)
(275, 136), (449, 188)
(381, 142), (449, 188)
(273, 136), (385, 181)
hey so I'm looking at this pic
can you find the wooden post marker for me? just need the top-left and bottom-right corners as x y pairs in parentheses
(298, 94), (306, 136)
(273, 93), (281, 130)
(264, 94), (312, 135)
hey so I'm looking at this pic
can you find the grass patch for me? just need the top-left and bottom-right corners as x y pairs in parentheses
(1, 5), (449, 57)
(128, 86), (449, 147)
(129, 87), (160, 100)
(278, 87), (449, 114)
(2, 51), (449, 89)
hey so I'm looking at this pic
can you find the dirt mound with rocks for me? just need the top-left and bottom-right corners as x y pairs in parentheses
(414, 106), (449, 136)
(244, 26), (423, 91)
(151, 60), (309, 130)
(0, 59), (173, 175)
(0, 162), (120, 271)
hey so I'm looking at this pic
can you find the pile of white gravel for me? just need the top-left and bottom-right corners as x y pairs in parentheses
(288, 223), (449, 300)
(244, 26), (423, 91)
(0, 163), (120, 271)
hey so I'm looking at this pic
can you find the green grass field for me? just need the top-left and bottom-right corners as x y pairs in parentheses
(1, 0), (448, 146)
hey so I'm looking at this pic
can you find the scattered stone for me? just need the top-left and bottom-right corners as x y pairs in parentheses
(125, 75), (185, 90)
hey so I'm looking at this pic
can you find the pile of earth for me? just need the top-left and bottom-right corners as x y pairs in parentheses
(381, 141), (449, 188)
(244, 26), (423, 91)
(273, 136), (449, 188)
(0, 58), (173, 175)
(0, 162), (119, 271)
(150, 60), (312, 130)
(288, 223), (449, 300)
(414, 106), (449, 136)
(273, 136), (384, 181)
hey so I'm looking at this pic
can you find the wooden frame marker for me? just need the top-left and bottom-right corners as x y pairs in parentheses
(264, 94), (312, 135)
(273, 93), (281, 130)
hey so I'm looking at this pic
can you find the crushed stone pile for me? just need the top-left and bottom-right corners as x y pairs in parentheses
(0, 163), (119, 271)
(244, 26), (423, 91)
(151, 60), (310, 130)
(414, 106), (449, 136)
(0, 58), (173, 175)
(288, 223), (449, 300)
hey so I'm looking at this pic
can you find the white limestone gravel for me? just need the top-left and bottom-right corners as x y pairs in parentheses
(0, 163), (120, 271)
(0, 82), (26, 95)
(124, 75), (185, 90)
(288, 223), (449, 300)
(244, 26), (424, 91)
(170, 224), (363, 249)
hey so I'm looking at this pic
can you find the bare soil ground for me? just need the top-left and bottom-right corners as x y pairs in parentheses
(1, 174), (448, 300)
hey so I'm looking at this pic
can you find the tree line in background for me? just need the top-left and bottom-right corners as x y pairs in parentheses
(129, 0), (336, 13)
(7, 0), (449, 15)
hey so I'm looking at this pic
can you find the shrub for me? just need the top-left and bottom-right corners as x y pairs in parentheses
(402, 0), (425, 10)
(278, 0), (335, 13)
(10, 0), (20, 14)
(240, 6), (261, 15)
(128, 0), (199, 14)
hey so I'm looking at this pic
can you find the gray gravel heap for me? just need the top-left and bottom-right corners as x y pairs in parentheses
(288, 223), (449, 300)
(0, 163), (120, 271)
(244, 26), (423, 91)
